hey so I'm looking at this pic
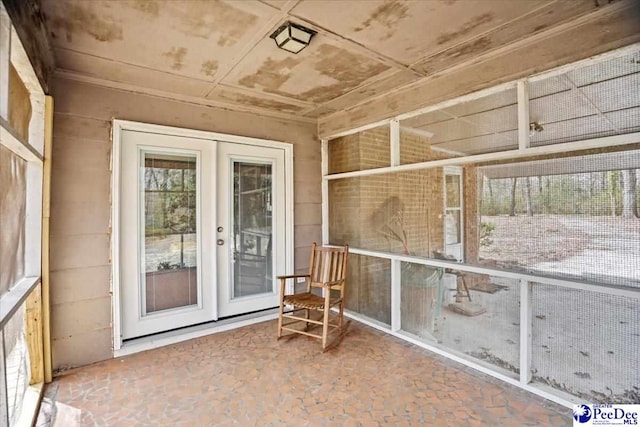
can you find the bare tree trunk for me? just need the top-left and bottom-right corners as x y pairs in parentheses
(525, 177), (534, 216)
(537, 176), (543, 194)
(621, 169), (638, 218)
(509, 178), (517, 216)
(607, 171), (618, 217)
(488, 180), (493, 197)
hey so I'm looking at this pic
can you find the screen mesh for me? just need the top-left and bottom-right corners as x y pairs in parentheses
(529, 50), (640, 146)
(401, 265), (520, 377)
(531, 284), (640, 403)
(3, 302), (30, 425)
(400, 87), (518, 157)
(344, 254), (391, 326)
(329, 170), (445, 258)
(0, 145), (26, 295)
(478, 150), (640, 288)
(328, 125), (390, 174)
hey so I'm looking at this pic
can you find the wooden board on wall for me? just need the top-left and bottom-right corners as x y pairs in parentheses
(8, 63), (32, 141)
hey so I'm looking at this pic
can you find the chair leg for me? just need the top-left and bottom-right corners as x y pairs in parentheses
(277, 279), (285, 339)
(338, 299), (344, 330)
(304, 308), (310, 331)
(321, 292), (331, 350)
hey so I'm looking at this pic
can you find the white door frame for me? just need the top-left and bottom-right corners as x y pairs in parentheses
(111, 120), (294, 351)
(443, 165), (464, 261)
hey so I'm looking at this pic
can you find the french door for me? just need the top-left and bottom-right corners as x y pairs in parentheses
(119, 128), (287, 340)
(216, 142), (285, 318)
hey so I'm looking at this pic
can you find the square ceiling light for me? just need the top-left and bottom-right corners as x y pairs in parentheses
(269, 21), (316, 54)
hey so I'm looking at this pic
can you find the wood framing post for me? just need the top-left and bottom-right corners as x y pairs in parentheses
(25, 283), (43, 384)
(391, 259), (401, 332)
(321, 139), (329, 245)
(519, 279), (533, 384)
(42, 95), (53, 382)
(517, 80), (530, 150)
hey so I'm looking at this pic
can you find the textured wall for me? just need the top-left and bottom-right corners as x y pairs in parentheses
(49, 77), (321, 371)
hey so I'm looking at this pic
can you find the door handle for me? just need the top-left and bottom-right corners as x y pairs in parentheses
(217, 239), (225, 246)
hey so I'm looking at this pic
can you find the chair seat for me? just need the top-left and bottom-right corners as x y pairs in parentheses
(283, 292), (339, 310)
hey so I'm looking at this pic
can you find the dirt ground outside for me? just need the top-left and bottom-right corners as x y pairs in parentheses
(479, 214), (640, 288)
(432, 214), (640, 402)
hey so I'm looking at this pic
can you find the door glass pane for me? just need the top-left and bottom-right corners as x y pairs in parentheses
(142, 152), (198, 314)
(446, 174), (461, 207)
(445, 210), (461, 245)
(233, 162), (273, 298)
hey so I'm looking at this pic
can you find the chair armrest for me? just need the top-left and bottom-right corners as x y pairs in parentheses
(276, 274), (310, 280)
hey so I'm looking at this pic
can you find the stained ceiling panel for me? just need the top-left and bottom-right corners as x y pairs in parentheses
(54, 48), (214, 97)
(303, 68), (420, 118)
(411, 0), (597, 75)
(222, 34), (391, 103)
(290, 0), (553, 66)
(206, 85), (312, 114)
(41, 0), (279, 81)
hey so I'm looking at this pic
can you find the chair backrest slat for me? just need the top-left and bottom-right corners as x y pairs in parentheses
(308, 243), (348, 287)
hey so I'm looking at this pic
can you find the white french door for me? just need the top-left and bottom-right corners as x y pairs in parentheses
(118, 127), (288, 340)
(216, 142), (285, 318)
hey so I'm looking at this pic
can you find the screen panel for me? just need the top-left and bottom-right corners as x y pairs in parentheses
(477, 150), (640, 289)
(531, 284), (640, 403)
(345, 254), (391, 326)
(529, 50), (640, 146)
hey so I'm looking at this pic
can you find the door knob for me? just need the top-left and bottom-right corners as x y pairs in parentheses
(217, 239), (225, 245)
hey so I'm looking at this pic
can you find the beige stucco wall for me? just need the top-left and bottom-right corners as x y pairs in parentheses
(49, 77), (321, 371)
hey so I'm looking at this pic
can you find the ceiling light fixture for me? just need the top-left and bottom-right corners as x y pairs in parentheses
(269, 21), (316, 54)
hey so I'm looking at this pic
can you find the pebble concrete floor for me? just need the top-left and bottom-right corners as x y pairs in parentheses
(46, 320), (571, 426)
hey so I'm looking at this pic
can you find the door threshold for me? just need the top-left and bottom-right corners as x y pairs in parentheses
(114, 309), (279, 357)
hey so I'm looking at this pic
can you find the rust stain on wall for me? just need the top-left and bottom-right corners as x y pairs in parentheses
(354, 0), (408, 40)
(172, 0), (257, 47)
(50, 3), (123, 43)
(163, 47), (188, 71)
(131, 0), (160, 17)
(201, 60), (219, 77)
(436, 12), (494, 45)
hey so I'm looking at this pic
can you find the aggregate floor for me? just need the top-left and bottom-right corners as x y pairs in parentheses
(46, 320), (571, 426)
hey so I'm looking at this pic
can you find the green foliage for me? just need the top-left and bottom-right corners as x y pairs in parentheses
(157, 261), (186, 271)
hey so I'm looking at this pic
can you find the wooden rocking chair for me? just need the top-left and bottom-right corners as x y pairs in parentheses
(277, 243), (349, 351)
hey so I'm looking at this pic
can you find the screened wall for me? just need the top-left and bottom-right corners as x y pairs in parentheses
(324, 45), (640, 404)
(1, 5), (48, 425)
